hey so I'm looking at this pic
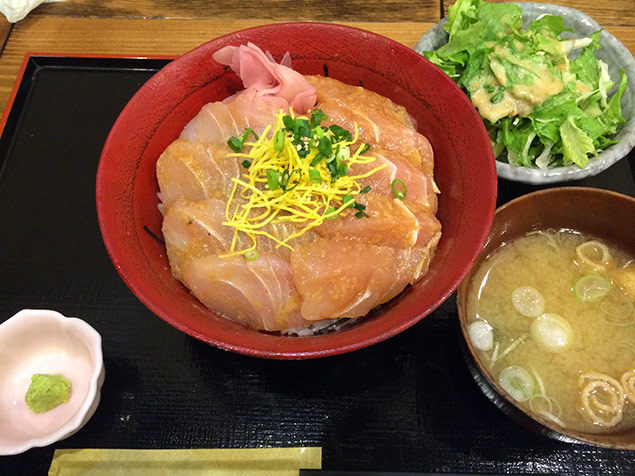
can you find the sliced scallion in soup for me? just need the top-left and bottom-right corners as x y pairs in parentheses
(466, 229), (635, 434)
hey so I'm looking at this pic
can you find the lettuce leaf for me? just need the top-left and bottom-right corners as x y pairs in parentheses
(420, 0), (628, 170)
(560, 116), (596, 167)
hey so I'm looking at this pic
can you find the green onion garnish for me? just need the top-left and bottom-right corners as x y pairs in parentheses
(241, 160), (251, 168)
(267, 169), (280, 190)
(280, 169), (302, 192)
(244, 250), (259, 261)
(227, 128), (258, 153)
(358, 143), (370, 155)
(273, 130), (285, 151)
(324, 207), (339, 219)
(361, 186), (371, 193)
(342, 194), (354, 207)
(309, 169), (322, 183)
(391, 178), (407, 200)
(318, 136), (333, 158)
(310, 109), (328, 128)
(227, 136), (243, 153)
(329, 125), (353, 142)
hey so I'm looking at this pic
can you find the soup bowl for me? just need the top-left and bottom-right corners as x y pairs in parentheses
(96, 22), (497, 359)
(457, 187), (635, 448)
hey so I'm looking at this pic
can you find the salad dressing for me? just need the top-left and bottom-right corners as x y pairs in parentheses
(423, 0), (628, 168)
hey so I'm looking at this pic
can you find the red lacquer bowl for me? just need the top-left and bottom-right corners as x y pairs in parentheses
(96, 23), (497, 359)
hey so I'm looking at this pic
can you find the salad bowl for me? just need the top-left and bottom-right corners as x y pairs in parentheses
(415, 2), (635, 184)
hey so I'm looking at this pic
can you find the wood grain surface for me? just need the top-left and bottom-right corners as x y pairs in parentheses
(0, 0), (632, 119)
(31, 0), (443, 22)
(0, 17), (433, 116)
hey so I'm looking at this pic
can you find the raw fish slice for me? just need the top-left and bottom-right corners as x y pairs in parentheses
(291, 239), (429, 320)
(180, 102), (238, 145)
(162, 198), (232, 278)
(349, 147), (438, 212)
(306, 75), (434, 175)
(403, 202), (442, 248)
(213, 42), (317, 112)
(315, 193), (420, 248)
(163, 197), (320, 265)
(179, 90), (287, 146)
(180, 252), (309, 331)
(156, 140), (239, 206)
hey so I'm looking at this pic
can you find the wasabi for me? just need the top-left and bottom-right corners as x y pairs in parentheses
(25, 374), (71, 413)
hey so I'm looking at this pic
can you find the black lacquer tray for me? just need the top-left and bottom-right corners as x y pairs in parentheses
(0, 55), (633, 476)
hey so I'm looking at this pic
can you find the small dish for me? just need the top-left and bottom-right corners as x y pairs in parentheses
(414, 2), (635, 184)
(0, 309), (105, 455)
(457, 187), (635, 449)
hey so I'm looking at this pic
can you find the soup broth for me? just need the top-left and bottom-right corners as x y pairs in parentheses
(466, 229), (635, 434)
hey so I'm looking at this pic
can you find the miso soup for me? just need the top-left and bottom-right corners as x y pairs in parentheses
(466, 229), (635, 434)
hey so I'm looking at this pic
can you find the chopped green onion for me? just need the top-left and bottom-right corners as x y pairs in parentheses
(310, 154), (323, 167)
(309, 169), (322, 183)
(391, 179), (407, 200)
(324, 207), (339, 219)
(228, 128), (258, 153)
(282, 115), (295, 131)
(361, 186), (371, 193)
(273, 130), (285, 151)
(499, 366), (534, 402)
(227, 136), (243, 153)
(342, 194), (354, 206)
(358, 143), (371, 155)
(354, 211), (369, 219)
(267, 169), (280, 190)
(511, 286), (545, 317)
(296, 141), (310, 158)
(310, 109), (328, 128)
(329, 125), (353, 142)
(318, 136), (333, 157)
(244, 250), (259, 261)
(574, 274), (613, 302)
(241, 160), (251, 169)
(280, 169), (302, 192)
(336, 145), (350, 162)
(530, 314), (573, 353)
(468, 320), (494, 351)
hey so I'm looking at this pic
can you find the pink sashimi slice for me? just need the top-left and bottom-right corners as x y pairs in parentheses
(305, 75), (434, 176)
(180, 252), (309, 331)
(179, 91), (283, 146)
(162, 198), (233, 278)
(349, 147), (438, 212)
(315, 193), (420, 249)
(213, 42), (316, 113)
(156, 140), (240, 207)
(291, 238), (434, 321)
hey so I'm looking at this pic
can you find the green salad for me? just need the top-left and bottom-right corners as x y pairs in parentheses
(423, 0), (628, 168)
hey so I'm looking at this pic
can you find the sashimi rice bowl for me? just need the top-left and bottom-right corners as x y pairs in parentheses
(96, 23), (497, 358)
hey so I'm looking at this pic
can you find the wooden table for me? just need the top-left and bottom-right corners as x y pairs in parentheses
(0, 0), (632, 120)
